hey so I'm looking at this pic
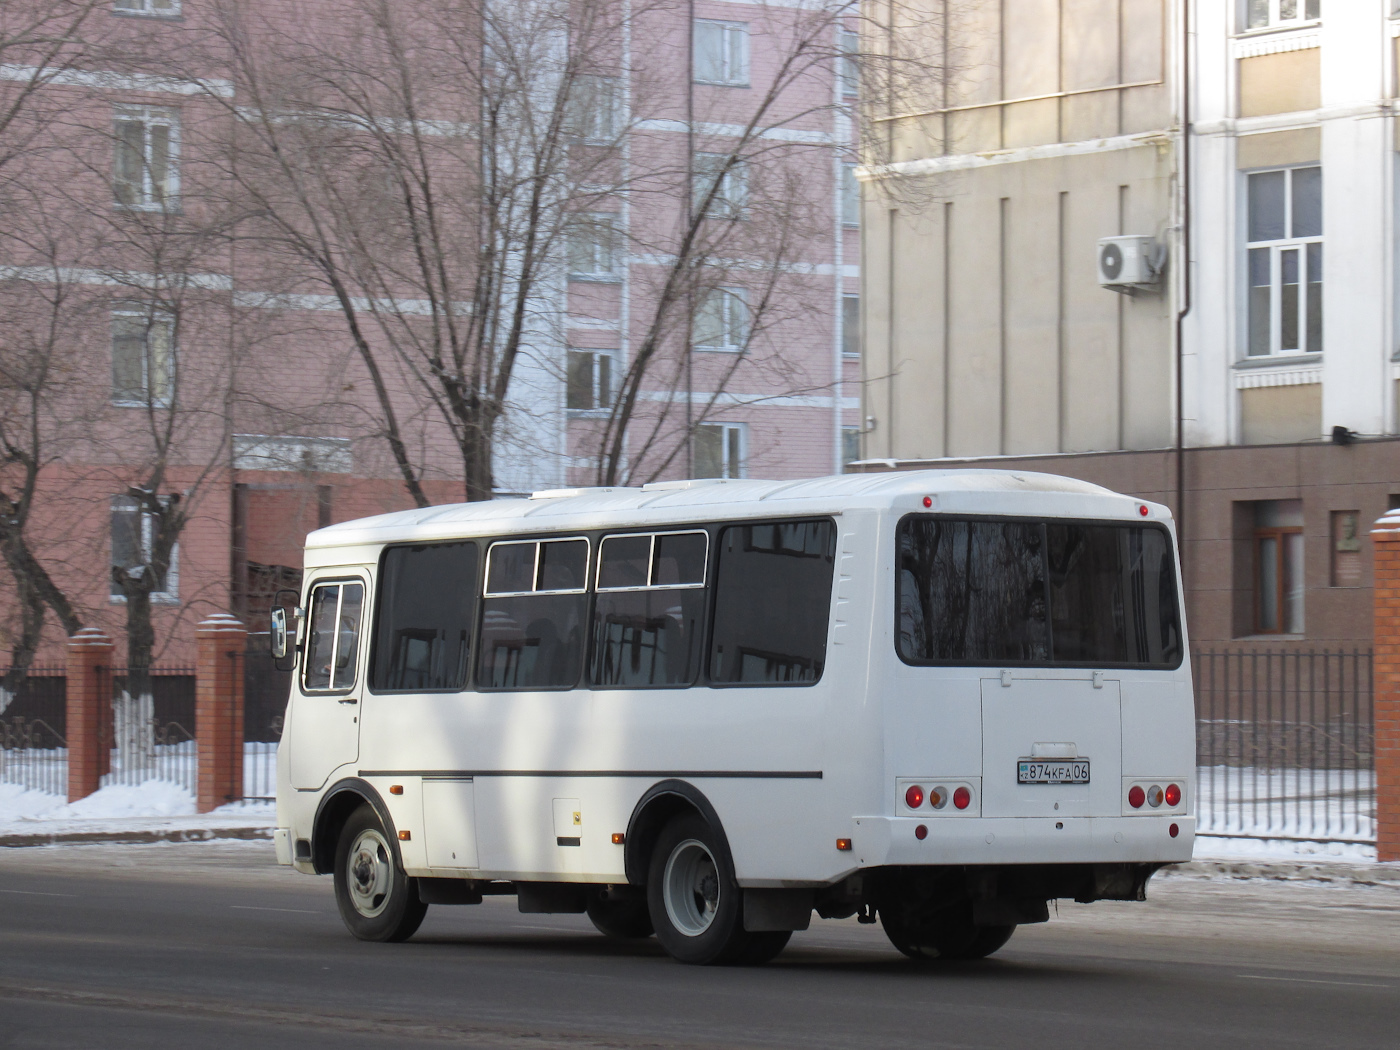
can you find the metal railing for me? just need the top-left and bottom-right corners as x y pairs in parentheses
(0, 668), (67, 796)
(104, 667), (198, 795)
(1193, 648), (1374, 844)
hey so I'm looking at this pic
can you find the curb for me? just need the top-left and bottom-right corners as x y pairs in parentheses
(0, 826), (274, 849)
(1162, 858), (1400, 889)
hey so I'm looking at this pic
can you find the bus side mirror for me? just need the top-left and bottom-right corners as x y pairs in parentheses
(270, 608), (290, 660)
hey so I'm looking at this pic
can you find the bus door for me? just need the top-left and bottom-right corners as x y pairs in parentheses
(288, 575), (367, 790)
(980, 673), (1122, 818)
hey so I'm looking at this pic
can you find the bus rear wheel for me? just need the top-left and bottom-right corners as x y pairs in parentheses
(880, 903), (1014, 961)
(646, 813), (783, 966)
(333, 804), (427, 943)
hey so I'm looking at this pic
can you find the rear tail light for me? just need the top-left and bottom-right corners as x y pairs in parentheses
(1164, 783), (1181, 807)
(1147, 785), (1164, 808)
(1128, 785), (1145, 809)
(953, 786), (971, 810)
(904, 785), (925, 809)
(930, 786), (947, 809)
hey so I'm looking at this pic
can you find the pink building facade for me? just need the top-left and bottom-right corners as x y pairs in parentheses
(0, 0), (859, 666)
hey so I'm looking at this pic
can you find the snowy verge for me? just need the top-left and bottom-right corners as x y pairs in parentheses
(0, 780), (275, 845)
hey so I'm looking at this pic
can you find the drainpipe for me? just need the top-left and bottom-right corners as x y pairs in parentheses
(1175, 0), (1192, 567)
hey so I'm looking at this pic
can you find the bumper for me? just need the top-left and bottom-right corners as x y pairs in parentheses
(850, 815), (1195, 867)
(273, 828), (293, 866)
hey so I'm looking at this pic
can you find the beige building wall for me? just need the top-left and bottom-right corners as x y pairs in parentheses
(862, 0), (1176, 462)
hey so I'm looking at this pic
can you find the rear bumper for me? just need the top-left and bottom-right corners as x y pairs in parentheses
(850, 815), (1194, 867)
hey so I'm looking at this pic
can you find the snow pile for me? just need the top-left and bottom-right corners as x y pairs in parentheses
(0, 782), (67, 822)
(1193, 834), (1376, 864)
(0, 779), (196, 824)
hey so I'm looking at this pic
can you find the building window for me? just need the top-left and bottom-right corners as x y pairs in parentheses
(693, 288), (748, 351)
(114, 106), (177, 209)
(564, 75), (620, 143)
(694, 20), (748, 86)
(1329, 510), (1361, 587)
(1245, 0), (1319, 31)
(841, 426), (861, 471)
(110, 496), (178, 601)
(842, 294), (860, 358)
(113, 0), (179, 15)
(567, 214), (619, 279)
(693, 152), (748, 219)
(841, 163), (860, 226)
(112, 307), (174, 406)
(695, 422), (745, 479)
(567, 349), (614, 412)
(1252, 499), (1303, 634)
(839, 29), (859, 98)
(1246, 166), (1321, 357)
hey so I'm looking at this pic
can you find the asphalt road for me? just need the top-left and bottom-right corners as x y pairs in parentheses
(0, 842), (1396, 1049)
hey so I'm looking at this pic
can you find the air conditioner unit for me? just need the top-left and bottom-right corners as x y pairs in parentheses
(1097, 235), (1160, 289)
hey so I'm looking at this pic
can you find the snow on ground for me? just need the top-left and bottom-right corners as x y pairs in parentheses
(1193, 834), (1376, 864)
(0, 779), (274, 831)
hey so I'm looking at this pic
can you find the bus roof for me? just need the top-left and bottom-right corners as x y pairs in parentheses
(304, 469), (1161, 552)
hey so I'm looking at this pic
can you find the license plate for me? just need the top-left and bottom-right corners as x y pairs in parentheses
(1017, 760), (1090, 784)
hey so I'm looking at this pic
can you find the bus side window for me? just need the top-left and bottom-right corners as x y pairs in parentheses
(708, 520), (835, 685)
(304, 581), (365, 692)
(592, 531), (707, 688)
(371, 541), (479, 692)
(478, 538), (589, 689)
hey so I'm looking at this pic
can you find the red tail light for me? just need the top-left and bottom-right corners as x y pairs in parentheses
(1165, 783), (1181, 807)
(1128, 785), (1145, 809)
(904, 785), (924, 809)
(953, 786), (971, 810)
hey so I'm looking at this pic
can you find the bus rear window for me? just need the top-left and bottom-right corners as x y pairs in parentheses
(896, 516), (1182, 668)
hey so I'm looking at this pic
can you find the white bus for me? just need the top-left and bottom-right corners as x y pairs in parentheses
(271, 469), (1194, 965)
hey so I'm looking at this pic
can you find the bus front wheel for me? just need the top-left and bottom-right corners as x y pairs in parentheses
(333, 804), (427, 942)
(647, 813), (787, 965)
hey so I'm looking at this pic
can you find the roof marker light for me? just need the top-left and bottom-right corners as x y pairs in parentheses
(1139, 504), (1149, 517)
(923, 496), (933, 509)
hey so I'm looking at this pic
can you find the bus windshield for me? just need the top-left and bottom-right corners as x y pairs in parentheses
(896, 516), (1182, 669)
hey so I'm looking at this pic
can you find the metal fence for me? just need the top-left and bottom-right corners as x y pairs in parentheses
(243, 635), (290, 800)
(1193, 648), (1374, 844)
(104, 667), (198, 795)
(0, 669), (68, 796)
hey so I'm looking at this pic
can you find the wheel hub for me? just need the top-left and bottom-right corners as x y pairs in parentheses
(345, 829), (392, 918)
(663, 838), (721, 937)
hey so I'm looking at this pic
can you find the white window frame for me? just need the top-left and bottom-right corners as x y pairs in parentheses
(842, 293), (860, 359)
(566, 348), (617, 414)
(109, 495), (179, 603)
(841, 426), (861, 471)
(565, 75), (621, 144)
(693, 19), (749, 87)
(595, 531), (709, 592)
(1242, 0), (1320, 32)
(1243, 165), (1322, 358)
(693, 288), (748, 352)
(111, 304), (176, 407)
(838, 28), (859, 98)
(566, 214), (620, 280)
(113, 105), (179, 210)
(113, 0), (180, 16)
(841, 162), (860, 226)
(694, 422), (747, 480)
(693, 152), (748, 219)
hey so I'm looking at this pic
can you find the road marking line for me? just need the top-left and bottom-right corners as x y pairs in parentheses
(229, 905), (322, 914)
(0, 888), (75, 897)
(1237, 974), (1390, 989)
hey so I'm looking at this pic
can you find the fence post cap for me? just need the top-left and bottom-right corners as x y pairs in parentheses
(67, 627), (113, 648)
(1372, 510), (1400, 537)
(197, 613), (246, 631)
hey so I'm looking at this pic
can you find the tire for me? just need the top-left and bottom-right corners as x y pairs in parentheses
(333, 804), (427, 943)
(646, 812), (768, 966)
(880, 901), (1014, 961)
(587, 892), (654, 939)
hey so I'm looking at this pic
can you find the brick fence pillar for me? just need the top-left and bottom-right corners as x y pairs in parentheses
(1371, 518), (1400, 862)
(197, 614), (247, 814)
(66, 628), (113, 803)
